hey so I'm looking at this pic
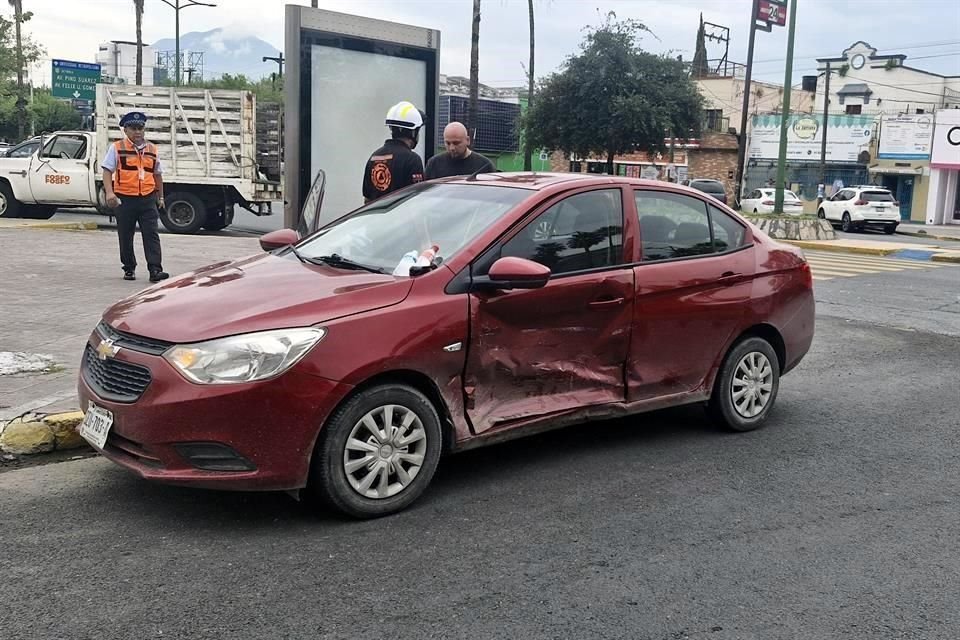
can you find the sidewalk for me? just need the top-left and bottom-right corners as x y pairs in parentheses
(896, 223), (960, 242)
(784, 237), (960, 263)
(0, 226), (261, 424)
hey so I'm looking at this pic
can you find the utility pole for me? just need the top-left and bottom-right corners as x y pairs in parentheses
(734, 0), (760, 207)
(159, 0), (216, 86)
(11, 0), (26, 140)
(773, 0), (798, 214)
(263, 53), (284, 78)
(818, 60), (831, 201)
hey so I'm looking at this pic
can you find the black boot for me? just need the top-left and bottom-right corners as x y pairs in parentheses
(149, 270), (170, 283)
(123, 271), (136, 281)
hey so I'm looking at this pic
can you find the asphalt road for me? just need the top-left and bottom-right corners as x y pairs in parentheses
(2, 264), (959, 638)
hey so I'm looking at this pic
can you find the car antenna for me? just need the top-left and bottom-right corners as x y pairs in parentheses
(465, 166), (486, 182)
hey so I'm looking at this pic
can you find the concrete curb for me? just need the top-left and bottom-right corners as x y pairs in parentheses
(931, 253), (960, 264)
(7, 221), (99, 231)
(782, 240), (902, 256)
(896, 229), (960, 242)
(0, 410), (91, 456)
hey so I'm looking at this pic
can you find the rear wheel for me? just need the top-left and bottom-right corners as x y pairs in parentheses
(841, 212), (854, 232)
(160, 191), (207, 234)
(309, 384), (443, 519)
(883, 224), (897, 235)
(0, 181), (22, 218)
(708, 337), (781, 432)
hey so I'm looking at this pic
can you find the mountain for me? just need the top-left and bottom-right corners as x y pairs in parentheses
(152, 29), (282, 81)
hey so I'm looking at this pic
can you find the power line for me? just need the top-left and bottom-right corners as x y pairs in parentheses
(751, 40), (960, 65)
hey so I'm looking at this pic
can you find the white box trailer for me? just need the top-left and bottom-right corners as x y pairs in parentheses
(97, 84), (282, 232)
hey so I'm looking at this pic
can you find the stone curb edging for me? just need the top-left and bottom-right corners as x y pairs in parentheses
(2, 221), (100, 231)
(0, 411), (91, 456)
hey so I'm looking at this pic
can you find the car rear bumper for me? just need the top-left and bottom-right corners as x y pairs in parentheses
(77, 329), (352, 491)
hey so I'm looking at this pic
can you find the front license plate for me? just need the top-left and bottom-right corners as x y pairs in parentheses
(79, 404), (114, 450)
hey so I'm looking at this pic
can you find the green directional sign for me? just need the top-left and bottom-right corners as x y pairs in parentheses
(51, 59), (101, 101)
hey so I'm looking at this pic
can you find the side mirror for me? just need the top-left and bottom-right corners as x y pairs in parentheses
(474, 257), (551, 291)
(259, 228), (300, 252)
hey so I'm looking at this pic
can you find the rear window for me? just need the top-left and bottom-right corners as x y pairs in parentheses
(861, 191), (895, 202)
(692, 181), (725, 194)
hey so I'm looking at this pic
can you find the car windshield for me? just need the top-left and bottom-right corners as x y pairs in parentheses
(862, 191), (895, 202)
(296, 183), (528, 274)
(694, 181), (725, 194)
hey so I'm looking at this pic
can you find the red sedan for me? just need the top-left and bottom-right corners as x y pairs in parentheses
(77, 173), (814, 518)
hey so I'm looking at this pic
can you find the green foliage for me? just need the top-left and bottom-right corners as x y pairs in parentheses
(0, 88), (81, 141)
(159, 73), (284, 103)
(523, 13), (703, 172)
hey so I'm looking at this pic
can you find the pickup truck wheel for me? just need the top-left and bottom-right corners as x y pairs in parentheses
(160, 192), (206, 234)
(0, 182), (23, 218)
(21, 205), (58, 220)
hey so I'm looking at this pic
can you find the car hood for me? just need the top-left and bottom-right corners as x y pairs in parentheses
(103, 252), (414, 343)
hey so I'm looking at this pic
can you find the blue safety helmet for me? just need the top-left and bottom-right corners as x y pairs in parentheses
(119, 111), (147, 127)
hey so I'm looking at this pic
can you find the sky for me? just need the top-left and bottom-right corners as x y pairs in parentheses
(15, 0), (960, 87)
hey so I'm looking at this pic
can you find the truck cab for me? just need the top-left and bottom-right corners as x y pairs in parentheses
(0, 131), (97, 219)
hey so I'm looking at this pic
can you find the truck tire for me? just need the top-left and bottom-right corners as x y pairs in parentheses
(21, 205), (58, 220)
(0, 181), (23, 218)
(160, 191), (207, 234)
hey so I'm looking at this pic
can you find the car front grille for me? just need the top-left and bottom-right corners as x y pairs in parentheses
(82, 343), (152, 403)
(96, 322), (174, 356)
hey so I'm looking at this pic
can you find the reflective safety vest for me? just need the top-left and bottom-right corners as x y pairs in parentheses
(113, 138), (158, 196)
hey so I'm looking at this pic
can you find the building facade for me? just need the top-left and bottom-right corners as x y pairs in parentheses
(96, 41), (157, 86)
(925, 109), (960, 225)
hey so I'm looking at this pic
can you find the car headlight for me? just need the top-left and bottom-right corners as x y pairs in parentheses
(163, 328), (326, 384)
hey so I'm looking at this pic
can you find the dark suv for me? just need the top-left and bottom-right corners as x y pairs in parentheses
(683, 179), (728, 205)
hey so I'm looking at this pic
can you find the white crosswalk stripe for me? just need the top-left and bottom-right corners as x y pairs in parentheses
(802, 250), (953, 281)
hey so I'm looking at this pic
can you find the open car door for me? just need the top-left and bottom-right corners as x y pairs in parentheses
(297, 169), (326, 238)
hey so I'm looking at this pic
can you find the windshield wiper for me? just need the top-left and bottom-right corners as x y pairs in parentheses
(309, 253), (385, 274)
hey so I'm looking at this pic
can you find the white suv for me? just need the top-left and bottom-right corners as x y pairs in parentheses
(818, 186), (901, 234)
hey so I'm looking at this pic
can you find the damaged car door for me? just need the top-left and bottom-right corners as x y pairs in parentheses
(463, 188), (635, 433)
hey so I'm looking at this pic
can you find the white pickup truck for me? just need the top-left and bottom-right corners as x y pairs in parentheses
(0, 84), (282, 233)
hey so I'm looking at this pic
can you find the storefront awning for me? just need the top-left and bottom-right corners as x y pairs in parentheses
(867, 165), (922, 175)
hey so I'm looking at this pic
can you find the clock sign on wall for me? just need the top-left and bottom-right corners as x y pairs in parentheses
(851, 54), (866, 70)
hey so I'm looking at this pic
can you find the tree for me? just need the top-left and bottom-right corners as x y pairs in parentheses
(468, 0), (480, 138)
(691, 13), (709, 78)
(1, 7), (44, 141)
(523, 0), (535, 171)
(524, 13), (704, 174)
(134, 0), (145, 84)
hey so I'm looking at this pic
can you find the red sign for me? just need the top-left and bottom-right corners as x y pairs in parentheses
(757, 0), (787, 27)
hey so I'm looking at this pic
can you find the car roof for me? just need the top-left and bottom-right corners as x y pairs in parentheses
(435, 171), (725, 199)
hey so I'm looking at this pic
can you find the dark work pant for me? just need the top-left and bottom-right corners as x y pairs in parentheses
(116, 193), (163, 273)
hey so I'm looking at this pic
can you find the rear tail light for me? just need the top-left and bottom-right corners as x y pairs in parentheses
(893, 200), (900, 206)
(800, 261), (813, 287)
(762, 200), (774, 205)
(854, 199), (868, 206)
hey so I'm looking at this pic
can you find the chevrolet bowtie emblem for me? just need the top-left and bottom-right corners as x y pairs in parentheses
(96, 338), (120, 360)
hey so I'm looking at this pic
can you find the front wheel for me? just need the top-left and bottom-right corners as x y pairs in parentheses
(817, 208), (826, 219)
(708, 337), (781, 432)
(160, 191), (207, 234)
(309, 384), (443, 519)
(0, 181), (22, 218)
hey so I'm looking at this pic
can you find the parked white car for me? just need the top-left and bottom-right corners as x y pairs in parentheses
(817, 186), (900, 234)
(740, 188), (804, 215)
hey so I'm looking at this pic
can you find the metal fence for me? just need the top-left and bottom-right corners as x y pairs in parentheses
(743, 161), (871, 205)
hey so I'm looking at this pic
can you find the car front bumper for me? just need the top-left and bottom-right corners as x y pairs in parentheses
(77, 329), (352, 491)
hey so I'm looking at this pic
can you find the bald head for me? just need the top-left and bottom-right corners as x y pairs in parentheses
(443, 121), (472, 160)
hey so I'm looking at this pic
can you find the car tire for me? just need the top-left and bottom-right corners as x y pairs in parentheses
(0, 181), (22, 218)
(841, 212), (854, 233)
(753, 208), (759, 214)
(884, 224), (897, 235)
(707, 337), (781, 432)
(160, 191), (207, 234)
(309, 384), (443, 519)
(817, 208), (826, 219)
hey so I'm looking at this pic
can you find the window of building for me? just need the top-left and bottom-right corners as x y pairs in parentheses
(705, 109), (724, 132)
(845, 104), (862, 115)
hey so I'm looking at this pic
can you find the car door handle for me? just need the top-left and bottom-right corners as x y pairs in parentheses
(588, 297), (625, 309)
(8, 170), (26, 177)
(720, 271), (741, 279)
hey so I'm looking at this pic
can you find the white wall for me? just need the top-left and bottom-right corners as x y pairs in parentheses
(697, 77), (815, 135)
(815, 41), (960, 116)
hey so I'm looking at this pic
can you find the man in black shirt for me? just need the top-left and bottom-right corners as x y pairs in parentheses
(425, 121), (496, 179)
(362, 101), (426, 203)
